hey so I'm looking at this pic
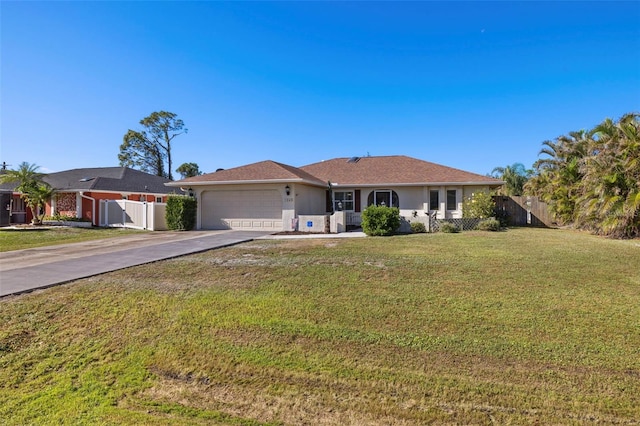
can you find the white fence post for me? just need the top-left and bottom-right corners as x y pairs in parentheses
(143, 202), (148, 230)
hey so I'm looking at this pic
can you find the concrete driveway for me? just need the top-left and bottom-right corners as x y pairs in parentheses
(0, 230), (270, 297)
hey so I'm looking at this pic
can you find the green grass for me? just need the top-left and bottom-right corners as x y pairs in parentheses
(0, 227), (146, 252)
(1, 228), (639, 424)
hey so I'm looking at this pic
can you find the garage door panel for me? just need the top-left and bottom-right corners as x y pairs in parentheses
(202, 190), (283, 230)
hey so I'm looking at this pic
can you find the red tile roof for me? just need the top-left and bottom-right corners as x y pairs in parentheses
(173, 160), (327, 186)
(300, 156), (502, 186)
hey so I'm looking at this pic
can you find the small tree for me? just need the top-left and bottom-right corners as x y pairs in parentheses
(0, 162), (53, 225)
(165, 195), (197, 231)
(23, 184), (54, 225)
(361, 206), (400, 236)
(462, 191), (496, 219)
(176, 162), (202, 179)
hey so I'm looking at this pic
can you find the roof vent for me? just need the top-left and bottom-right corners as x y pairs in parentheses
(79, 177), (95, 182)
(347, 156), (360, 163)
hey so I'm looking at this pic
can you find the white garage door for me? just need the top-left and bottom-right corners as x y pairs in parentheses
(201, 190), (283, 230)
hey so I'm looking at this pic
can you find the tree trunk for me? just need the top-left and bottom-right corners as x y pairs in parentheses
(29, 205), (42, 225)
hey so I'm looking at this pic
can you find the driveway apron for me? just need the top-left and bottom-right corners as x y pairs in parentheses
(0, 230), (269, 297)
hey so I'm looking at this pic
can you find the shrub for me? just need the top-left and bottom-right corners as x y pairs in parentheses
(494, 209), (510, 227)
(477, 217), (501, 231)
(43, 214), (90, 222)
(410, 221), (426, 233)
(463, 191), (496, 219)
(439, 221), (460, 233)
(361, 206), (401, 236)
(166, 195), (197, 231)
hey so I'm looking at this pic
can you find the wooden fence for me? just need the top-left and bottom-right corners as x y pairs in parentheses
(493, 196), (553, 227)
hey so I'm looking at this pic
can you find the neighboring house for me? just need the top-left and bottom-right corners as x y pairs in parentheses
(0, 190), (12, 226)
(0, 167), (181, 225)
(167, 155), (503, 231)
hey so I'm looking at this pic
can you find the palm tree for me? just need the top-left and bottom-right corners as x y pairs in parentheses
(491, 163), (532, 196)
(22, 184), (54, 225)
(528, 113), (639, 237)
(576, 113), (639, 238)
(0, 162), (52, 225)
(527, 130), (591, 225)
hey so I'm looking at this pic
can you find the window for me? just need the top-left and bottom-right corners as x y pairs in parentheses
(446, 190), (457, 210)
(367, 190), (399, 207)
(429, 190), (439, 210)
(333, 191), (354, 211)
(155, 196), (163, 203)
(122, 195), (128, 200)
(12, 197), (25, 212)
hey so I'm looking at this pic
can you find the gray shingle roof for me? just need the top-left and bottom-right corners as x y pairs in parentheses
(1, 167), (180, 194)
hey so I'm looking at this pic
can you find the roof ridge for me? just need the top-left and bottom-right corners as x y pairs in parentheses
(300, 155), (410, 168)
(48, 166), (126, 174)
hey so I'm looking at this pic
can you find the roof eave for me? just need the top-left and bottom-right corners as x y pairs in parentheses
(50, 188), (181, 195)
(331, 181), (505, 188)
(166, 178), (327, 188)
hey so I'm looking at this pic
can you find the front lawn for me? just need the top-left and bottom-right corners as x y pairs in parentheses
(0, 226), (146, 252)
(1, 228), (638, 424)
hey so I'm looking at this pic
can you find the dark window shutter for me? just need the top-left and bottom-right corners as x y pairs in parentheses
(326, 190), (333, 213)
(355, 190), (361, 212)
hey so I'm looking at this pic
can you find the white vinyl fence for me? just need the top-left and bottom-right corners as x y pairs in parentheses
(99, 200), (167, 231)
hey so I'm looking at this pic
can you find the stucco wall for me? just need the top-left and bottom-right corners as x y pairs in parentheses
(463, 186), (491, 199)
(294, 184), (326, 215)
(298, 215), (329, 233)
(395, 187), (423, 210)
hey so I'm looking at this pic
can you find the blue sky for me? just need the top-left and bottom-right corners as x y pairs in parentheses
(2, 1), (639, 176)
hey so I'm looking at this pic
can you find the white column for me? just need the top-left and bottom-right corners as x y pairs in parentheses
(76, 192), (82, 218)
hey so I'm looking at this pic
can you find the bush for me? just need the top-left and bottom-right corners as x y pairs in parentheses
(166, 195), (197, 231)
(410, 221), (426, 233)
(494, 209), (510, 227)
(361, 206), (401, 236)
(462, 191), (496, 219)
(43, 214), (90, 222)
(439, 221), (459, 233)
(477, 217), (501, 231)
